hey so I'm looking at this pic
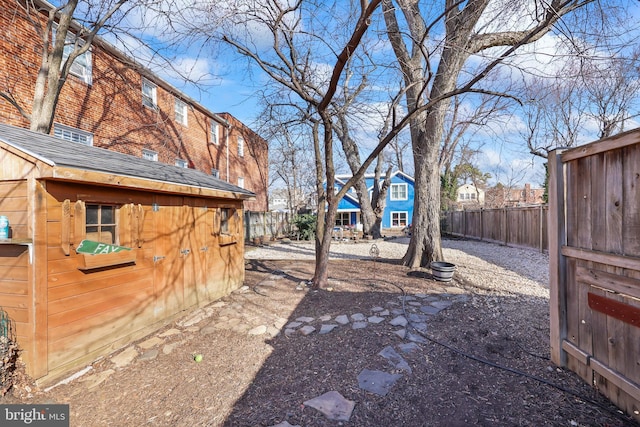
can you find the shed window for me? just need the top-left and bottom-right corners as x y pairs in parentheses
(86, 204), (117, 244)
(220, 208), (233, 234)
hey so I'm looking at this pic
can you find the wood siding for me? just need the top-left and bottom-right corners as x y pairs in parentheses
(41, 182), (244, 381)
(549, 129), (640, 421)
(0, 180), (31, 367)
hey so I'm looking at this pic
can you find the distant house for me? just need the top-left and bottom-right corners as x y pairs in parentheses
(333, 171), (414, 231)
(485, 183), (545, 208)
(456, 183), (485, 208)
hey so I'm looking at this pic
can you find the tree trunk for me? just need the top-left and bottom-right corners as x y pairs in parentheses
(402, 110), (444, 267)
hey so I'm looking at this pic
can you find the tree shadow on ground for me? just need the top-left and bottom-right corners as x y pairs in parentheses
(223, 259), (634, 427)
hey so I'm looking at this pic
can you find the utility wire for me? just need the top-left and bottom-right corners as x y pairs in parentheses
(393, 282), (638, 426)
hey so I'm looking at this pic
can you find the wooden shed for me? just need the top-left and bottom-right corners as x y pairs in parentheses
(0, 123), (253, 384)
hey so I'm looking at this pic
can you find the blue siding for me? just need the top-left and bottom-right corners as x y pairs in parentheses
(331, 171), (414, 230)
(382, 173), (414, 228)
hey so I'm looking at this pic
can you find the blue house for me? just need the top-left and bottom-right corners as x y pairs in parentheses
(333, 170), (414, 231)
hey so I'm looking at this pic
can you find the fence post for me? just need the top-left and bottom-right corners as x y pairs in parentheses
(548, 149), (567, 367)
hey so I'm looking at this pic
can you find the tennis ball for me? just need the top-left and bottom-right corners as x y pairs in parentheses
(194, 354), (203, 363)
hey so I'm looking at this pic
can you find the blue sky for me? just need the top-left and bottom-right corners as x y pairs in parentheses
(97, 0), (640, 189)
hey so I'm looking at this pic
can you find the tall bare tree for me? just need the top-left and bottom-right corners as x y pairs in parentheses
(0, 0), (141, 133)
(382, 0), (598, 268)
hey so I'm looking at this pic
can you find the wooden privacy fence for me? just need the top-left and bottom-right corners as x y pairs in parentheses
(549, 129), (640, 422)
(244, 211), (291, 243)
(443, 205), (548, 252)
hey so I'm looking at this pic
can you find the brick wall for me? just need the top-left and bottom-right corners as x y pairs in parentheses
(0, 0), (268, 210)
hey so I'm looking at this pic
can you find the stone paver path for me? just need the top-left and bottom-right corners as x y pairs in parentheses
(63, 270), (468, 423)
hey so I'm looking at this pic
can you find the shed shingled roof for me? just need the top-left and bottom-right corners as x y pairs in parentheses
(0, 123), (254, 198)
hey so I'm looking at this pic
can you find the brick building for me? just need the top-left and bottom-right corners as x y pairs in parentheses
(0, 0), (268, 212)
(484, 183), (545, 208)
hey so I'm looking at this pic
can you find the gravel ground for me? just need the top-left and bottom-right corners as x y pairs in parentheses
(246, 237), (550, 298)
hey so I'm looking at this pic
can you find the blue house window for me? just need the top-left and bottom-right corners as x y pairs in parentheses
(335, 212), (350, 227)
(391, 211), (408, 227)
(390, 183), (408, 200)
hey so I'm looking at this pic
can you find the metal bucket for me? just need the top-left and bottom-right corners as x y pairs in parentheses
(430, 261), (456, 282)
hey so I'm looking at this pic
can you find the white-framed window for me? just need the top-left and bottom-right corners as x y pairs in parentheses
(54, 24), (92, 85)
(53, 123), (93, 146)
(175, 159), (188, 168)
(142, 78), (157, 109)
(390, 183), (408, 201)
(211, 168), (219, 178)
(391, 211), (408, 227)
(237, 177), (245, 188)
(210, 122), (219, 145)
(174, 98), (188, 125)
(142, 149), (158, 161)
(335, 212), (350, 227)
(237, 137), (244, 157)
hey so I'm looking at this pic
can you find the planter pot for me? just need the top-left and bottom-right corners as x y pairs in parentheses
(430, 261), (456, 282)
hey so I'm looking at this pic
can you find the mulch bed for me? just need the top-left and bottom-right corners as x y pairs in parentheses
(1, 259), (637, 426)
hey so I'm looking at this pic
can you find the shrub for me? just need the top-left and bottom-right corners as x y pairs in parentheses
(292, 214), (316, 240)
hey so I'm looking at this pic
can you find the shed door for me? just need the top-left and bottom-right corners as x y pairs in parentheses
(152, 195), (185, 318)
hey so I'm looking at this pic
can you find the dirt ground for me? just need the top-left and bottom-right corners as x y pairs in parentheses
(2, 257), (638, 426)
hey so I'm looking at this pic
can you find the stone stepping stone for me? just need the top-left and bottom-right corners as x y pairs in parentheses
(270, 422), (301, 427)
(407, 301), (422, 307)
(367, 316), (385, 324)
(391, 308), (404, 315)
(408, 313), (428, 323)
(248, 325), (268, 335)
(335, 315), (349, 325)
(111, 347), (138, 368)
(394, 329), (406, 339)
(398, 295), (416, 302)
(158, 328), (181, 338)
(299, 325), (316, 335)
(284, 328), (297, 336)
(389, 316), (407, 327)
(445, 286), (466, 295)
(318, 314), (332, 322)
(378, 309), (390, 316)
(357, 369), (403, 396)
(138, 337), (164, 350)
(411, 322), (428, 333)
(431, 300), (453, 310)
(379, 346), (412, 374)
(285, 321), (303, 329)
(419, 305), (442, 315)
(350, 313), (366, 321)
(139, 348), (159, 362)
(406, 331), (427, 344)
(303, 391), (355, 421)
(319, 324), (338, 334)
(371, 306), (385, 312)
(352, 321), (368, 330)
(398, 342), (420, 354)
(296, 316), (315, 323)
